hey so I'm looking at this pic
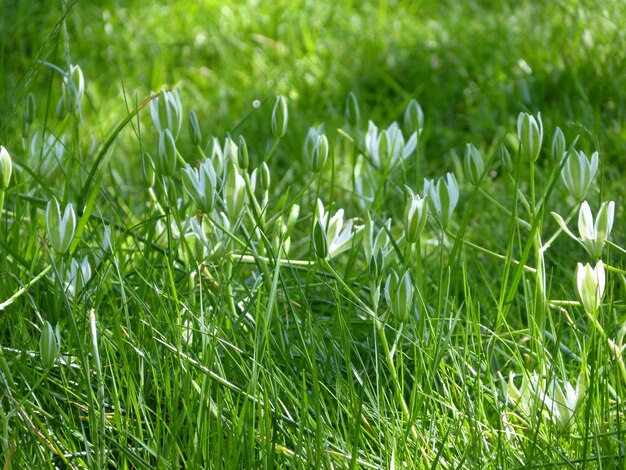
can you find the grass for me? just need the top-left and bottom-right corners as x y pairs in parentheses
(1, 0), (626, 468)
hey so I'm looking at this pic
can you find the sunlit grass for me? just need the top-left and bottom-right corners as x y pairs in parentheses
(1, 1), (626, 468)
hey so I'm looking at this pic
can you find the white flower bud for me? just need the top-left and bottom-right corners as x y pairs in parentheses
(403, 98), (424, 134)
(271, 95), (288, 138)
(40, 321), (60, 369)
(576, 261), (605, 317)
(517, 112), (543, 162)
(46, 197), (76, 254)
(561, 149), (598, 201)
(463, 143), (484, 186)
(0, 146), (12, 190)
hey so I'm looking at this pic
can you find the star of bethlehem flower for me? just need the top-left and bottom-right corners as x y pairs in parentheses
(314, 199), (363, 259)
(364, 121), (417, 171)
(561, 148), (598, 201)
(181, 159), (218, 214)
(576, 261), (605, 317)
(403, 187), (428, 243)
(517, 112), (543, 162)
(551, 200), (614, 260)
(424, 173), (459, 229)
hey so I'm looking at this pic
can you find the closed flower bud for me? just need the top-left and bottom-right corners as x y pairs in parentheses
(286, 204), (300, 235)
(464, 143), (484, 186)
(425, 173), (459, 229)
(576, 261), (605, 317)
(224, 136), (238, 164)
(0, 146), (12, 190)
(369, 248), (385, 281)
(404, 189), (428, 243)
(499, 144), (512, 174)
(224, 163), (246, 220)
(188, 111), (202, 146)
(46, 197), (76, 254)
(385, 270), (413, 322)
(259, 162), (271, 192)
(345, 92), (360, 128)
(61, 64), (85, 116)
(40, 321), (60, 369)
(24, 92), (36, 125)
(403, 98), (424, 134)
(55, 95), (68, 120)
(313, 220), (328, 259)
(151, 89), (183, 138)
(156, 128), (178, 177)
(237, 135), (249, 170)
(271, 95), (288, 138)
(561, 148), (598, 201)
(142, 152), (156, 187)
(311, 134), (329, 172)
(551, 127), (566, 162)
(517, 112), (543, 162)
(377, 130), (390, 169)
(303, 126), (322, 163)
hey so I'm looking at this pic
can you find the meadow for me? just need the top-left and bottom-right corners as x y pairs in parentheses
(1, 0), (626, 468)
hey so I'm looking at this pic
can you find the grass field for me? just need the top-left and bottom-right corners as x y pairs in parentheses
(1, 1), (626, 468)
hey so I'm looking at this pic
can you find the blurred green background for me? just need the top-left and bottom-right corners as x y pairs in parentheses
(2, 0), (626, 175)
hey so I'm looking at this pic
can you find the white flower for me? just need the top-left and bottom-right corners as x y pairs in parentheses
(224, 163), (246, 221)
(181, 159), (218, 214)
(561, 149), (599, 201)
(403, 189), (428, 243)
(363, 216), (392, 263)
(150, 88), (183, 138)
(46, 197), (76, 254)
(576, 261), (605, 316)
(27, 131), (65, 179)
(552, 200), (615, 260)
(517, 112), (543, 162)
(578, 201), (614, 259)
(424, 173), (459, 229)
(364, 121), (417, 170)
(64, 256), (92, 297)
(463, 143), (484, 186)
(544, 376), (585, 432)
(315, 199), (363, 259)
(403, 99), (424, 134)
(0, 146), (12, 190)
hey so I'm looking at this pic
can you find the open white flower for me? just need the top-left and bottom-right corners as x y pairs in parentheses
(364, 121), (417, 171)
(579, 201), (614, 259)
(544, 375), (586, 432)
(315, 199), (363, 259)
(181, 159), (217, 214)
(552, 200), (614, 260)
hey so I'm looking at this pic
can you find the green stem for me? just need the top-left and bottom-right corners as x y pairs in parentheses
(587, 310), (626, 387)
(233, 253), (314, 267)
(478, 187), (530, 229)
(445, 230), (536, 273)
(0, 265), (53, 311)
(320, 259), (419, 442)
